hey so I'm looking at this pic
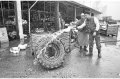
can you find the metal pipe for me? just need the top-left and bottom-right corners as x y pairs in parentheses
(28, 0), (38, 34)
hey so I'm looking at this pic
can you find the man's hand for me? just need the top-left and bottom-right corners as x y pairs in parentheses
(77, 19), (86, 30)
(93, 31), (96, 36)
(72, 27), (78, 32)
(77, 26), (83, 29)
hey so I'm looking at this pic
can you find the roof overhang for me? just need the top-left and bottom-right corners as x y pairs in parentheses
(65, 1), (102, 14)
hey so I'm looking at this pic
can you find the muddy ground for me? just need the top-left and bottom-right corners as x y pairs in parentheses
(0, 29), (120, 78)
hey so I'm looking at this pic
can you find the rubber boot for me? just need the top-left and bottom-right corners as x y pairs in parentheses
(98, 49), (101, 58)
(84, 46), (88, 52)
(86, 48), (93, 56)
(79, 46), (82, 53)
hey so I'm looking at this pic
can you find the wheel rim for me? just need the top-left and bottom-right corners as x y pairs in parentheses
(43, 43), (60, 61)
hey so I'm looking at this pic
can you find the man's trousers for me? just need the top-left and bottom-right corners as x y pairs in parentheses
(89, 31), (101, 54)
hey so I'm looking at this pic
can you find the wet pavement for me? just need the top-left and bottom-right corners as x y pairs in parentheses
(0, 28), (120, 78)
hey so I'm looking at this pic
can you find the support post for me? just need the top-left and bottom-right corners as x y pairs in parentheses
(28, 0), (38, 34)
(15, 1), (24, 44)
(54, 1), (60, 31)
(74, 7), (76, 21)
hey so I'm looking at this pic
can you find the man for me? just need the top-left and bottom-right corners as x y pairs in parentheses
(59, 12), (65, 30)
(85, 13), (101, 58)
(76, 13), (89, 52)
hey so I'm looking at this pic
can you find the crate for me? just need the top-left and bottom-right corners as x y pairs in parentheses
(100, 24), (119, 37)
(107, 24), (119, 36)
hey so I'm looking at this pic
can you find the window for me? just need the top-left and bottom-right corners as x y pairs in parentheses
(0, 10), (3, 26)
(29, 1), (35, 8)
(2, 1), (9, 9)
(45, 2), (50, 12)
(51, 2), (55, 12)
(0, 2), (2, 9)
(39, 1), (44, 11)
(9, 1), (14, 9)
(21, 1), (29, 10)
(29, 1), (56, 33)
(9, 10), (15, 16)
(22, 10), (28, 20)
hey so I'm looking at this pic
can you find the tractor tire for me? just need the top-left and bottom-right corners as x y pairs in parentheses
(38, 39), (65, 69)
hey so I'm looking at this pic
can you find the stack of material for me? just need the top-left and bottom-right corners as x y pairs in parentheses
(0, 27), (9, 48)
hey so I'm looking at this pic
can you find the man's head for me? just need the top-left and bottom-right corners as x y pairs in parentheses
(81, 13), (85, 19)
(85, 13), (91, 19)
(91, 13), (94, 17)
